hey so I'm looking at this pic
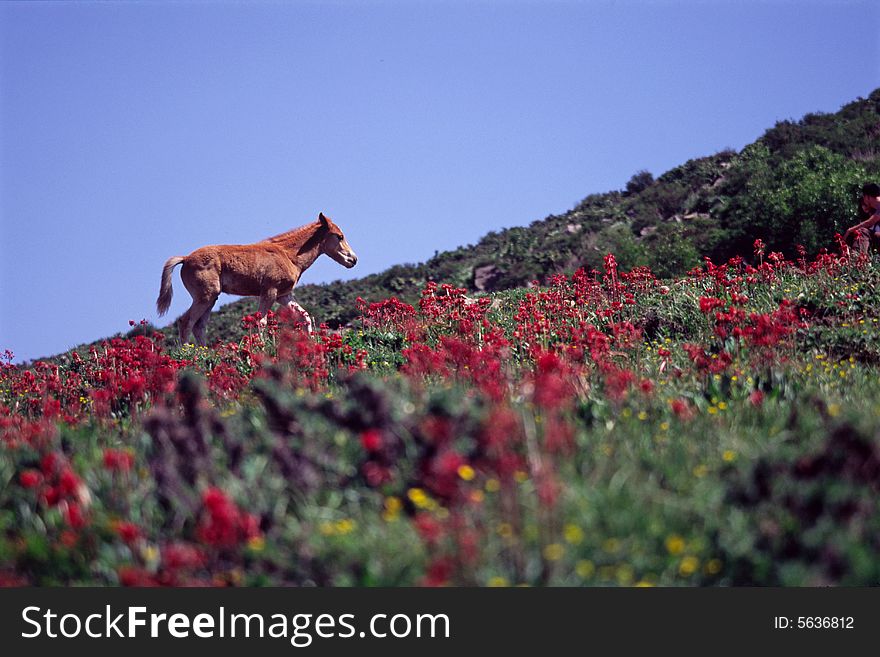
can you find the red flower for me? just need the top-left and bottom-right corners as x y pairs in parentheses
(42, 486), (61, 507)
(58, 469), (81, 496)
(435, 451), (466, 477)
(40, 452), (60, 476)
(360, 429), (383, 452)
(103, 448), (134, 473)
(19, 470), (41, 489)
(671, 398), (694, 420)
(162, 542), (205, 570)
(532, 350), (575, 410)
(118, 566), (156, 587)
(196, 487), (260, 548)
(699, 297), (724, 314)
(63, 502), (87, 529)
(114, 521), (140, 544)
(421, 557), (453, 587)
(240, 513), (261, 540)
(749, 390), (765, 407)
(543, 416), (574, 454)
(414, 513), (443, 544)
(362, 462), (392, 487)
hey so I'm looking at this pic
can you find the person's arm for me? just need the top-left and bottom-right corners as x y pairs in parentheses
(848, 213), (879, 232)
(846, 200), (880, 235)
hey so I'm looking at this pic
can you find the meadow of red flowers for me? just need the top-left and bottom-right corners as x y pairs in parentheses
(2, 239), (880, 586)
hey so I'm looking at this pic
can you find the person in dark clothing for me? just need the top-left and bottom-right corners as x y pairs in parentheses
(844, 182), (880, 254)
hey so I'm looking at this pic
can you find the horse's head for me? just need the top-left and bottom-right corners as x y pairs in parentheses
(318, 212), (358, 268)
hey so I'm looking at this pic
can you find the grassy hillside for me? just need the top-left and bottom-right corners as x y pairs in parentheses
(4, 245), (880, 586)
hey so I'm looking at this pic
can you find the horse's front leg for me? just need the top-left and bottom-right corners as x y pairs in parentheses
(277, 293), (313, 334)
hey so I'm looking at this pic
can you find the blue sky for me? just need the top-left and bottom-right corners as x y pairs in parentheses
(1, 0), (878, 362)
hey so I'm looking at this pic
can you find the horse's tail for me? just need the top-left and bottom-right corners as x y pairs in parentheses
(157, 256), (185, 316)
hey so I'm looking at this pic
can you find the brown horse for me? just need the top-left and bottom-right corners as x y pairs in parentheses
(156, 212), (357, 344)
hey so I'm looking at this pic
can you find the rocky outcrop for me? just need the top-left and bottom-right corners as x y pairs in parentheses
(473, 264), (502, 292)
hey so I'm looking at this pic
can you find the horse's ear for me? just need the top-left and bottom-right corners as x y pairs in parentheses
(318, 212), (329, 226)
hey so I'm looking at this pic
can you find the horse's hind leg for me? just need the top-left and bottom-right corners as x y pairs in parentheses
(277, 293), (313, 333)
(192, 296), (218, 346)
(179, 299), (215, 345)
(178, 262), (220, 346)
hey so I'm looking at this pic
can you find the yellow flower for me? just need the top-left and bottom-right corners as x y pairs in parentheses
(514, 471), (529, 484)
(665, 535), (685, 555)
(487, 576), (509, 587)
(247, 536), (265, 552)
(575, 560), (595, 578)
(637, 411), (648, 421)
(543, 543), (565, 561)
(635, 580), (655, 587)
(828, 403), (841, 417)
(722, 450), (736, 462)
(334, 519), (356, 534)
(457, 464), (475, 481)
(141, 544), (159, 564)
(383, 496), (402, 522)
(679, 556), (700, 576)
(659, 421), (669, 431)
(705, 559), (723, 575)
(717, 401), (728, 411)
(616, 565), (634, 585)
(497, 523), (514, 539)
(407, 487), (431, 508)
(563, 524), (584, 545)
(693, 464), (708, 478)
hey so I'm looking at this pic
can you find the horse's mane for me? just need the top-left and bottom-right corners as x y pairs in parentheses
(260, 221), (321, 244)
(261, 220), (326, 255)
(262, 221), (317, 244)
